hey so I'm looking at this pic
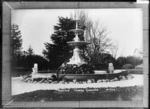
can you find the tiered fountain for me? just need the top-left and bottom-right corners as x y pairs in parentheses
(57, 19), (129, 82)
(57, 19), (95, 81)
(23, 18), (132, 83)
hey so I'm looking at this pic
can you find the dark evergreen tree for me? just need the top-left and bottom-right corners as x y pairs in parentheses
(11, 24), (23, 68)
(43, 16), (116, 70)
(43, 17), (86, 69)
(27, 45), (34, 55)
(11, 24), (22, 56)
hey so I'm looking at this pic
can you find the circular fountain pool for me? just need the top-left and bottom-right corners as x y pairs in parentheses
(58, 70), (129, 82)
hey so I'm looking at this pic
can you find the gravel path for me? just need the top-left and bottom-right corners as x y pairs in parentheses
(12, 74), (143, 95)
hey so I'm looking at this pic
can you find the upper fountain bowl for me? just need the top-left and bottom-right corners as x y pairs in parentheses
(70, 29), (84, 33)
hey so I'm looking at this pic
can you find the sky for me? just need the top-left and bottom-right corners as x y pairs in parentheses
(11, 9), (143, 58)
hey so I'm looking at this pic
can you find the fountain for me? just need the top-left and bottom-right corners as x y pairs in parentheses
(66, 19), (89, 66)
(57, 19), (129, 82)
(58, 19), (94, 75)
(22, 18), (132, 83)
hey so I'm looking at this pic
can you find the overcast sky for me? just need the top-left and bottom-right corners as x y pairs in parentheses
(11, 9), (143, 58)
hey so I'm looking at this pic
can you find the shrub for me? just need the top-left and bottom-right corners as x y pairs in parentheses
(122, 64), (134, 69)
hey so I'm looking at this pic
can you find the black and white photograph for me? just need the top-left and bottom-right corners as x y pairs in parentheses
(11, 9), (143, 101)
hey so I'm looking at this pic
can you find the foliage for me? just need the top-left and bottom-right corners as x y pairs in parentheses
(126, 56), (143, 68)
(116, 57), (127, 68)
(27, 45), (34, 55)
(75, 11), (113, 54)
(18, 54), (49, 71)
(122, 64), (134, 69)
(11, 24), (23, 69)
(43, 12), (143, 70)
(74, 10), (115, 69)
(11, 24), (22, 55)
(88, 52), (116, 70)
(43, 17), (78, 69)
(12, 45), (49, 71)
(59, 64), (95, 74)
(135, 64), (143, 69)
(11, 24), (49, 71)
(43, 11), (114, 69)
(116, 56), (143, 69)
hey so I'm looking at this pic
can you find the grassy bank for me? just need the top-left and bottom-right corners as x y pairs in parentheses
(12, 86), (143, 101)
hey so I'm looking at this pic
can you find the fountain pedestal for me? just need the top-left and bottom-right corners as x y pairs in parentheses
(67, 46), (86, 66)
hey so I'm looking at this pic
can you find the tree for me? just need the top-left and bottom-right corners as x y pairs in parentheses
(43, 17), (76, 69)
(122, 64), (134, 69)
(22, 54), (49, 70)
(73, 10), (115, 69)
(126, 56), (143, 68)
(11, 24), (22, 56)
(11, 24), (23, 68)
(27, 45), (34, 55)
(116, 56), (127, 68)
(72, 10), (113, 54)
(43, 11), (115, 69)
(116, 56), (143, 69)
(110, 41), (119, 59)
(89, 52), (116, 70)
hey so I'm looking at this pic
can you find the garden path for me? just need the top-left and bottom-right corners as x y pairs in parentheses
(12, 74), (143, 95)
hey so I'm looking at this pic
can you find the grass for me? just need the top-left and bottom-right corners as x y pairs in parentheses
(12, 86), (143, 101)
(12, 69), (143, 101)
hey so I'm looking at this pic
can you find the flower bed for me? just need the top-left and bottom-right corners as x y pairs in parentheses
(58, 64), (95, 74)
(21, 71), (133, 84)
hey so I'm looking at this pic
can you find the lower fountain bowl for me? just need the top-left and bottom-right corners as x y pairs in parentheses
(59, 70), (128, 81)
(67, 41), (90, 46)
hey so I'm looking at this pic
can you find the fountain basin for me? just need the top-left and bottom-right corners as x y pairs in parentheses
(94, 70), (107, 74)
(30, 70), (127, 80)
(59, 70), (128, 81)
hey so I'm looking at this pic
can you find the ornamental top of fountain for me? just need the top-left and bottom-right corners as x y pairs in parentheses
(67, 19), (89, 46)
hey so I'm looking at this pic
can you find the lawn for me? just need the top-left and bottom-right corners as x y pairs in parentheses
(11, 69), (143, 101)
(12, 86), (143, 101)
